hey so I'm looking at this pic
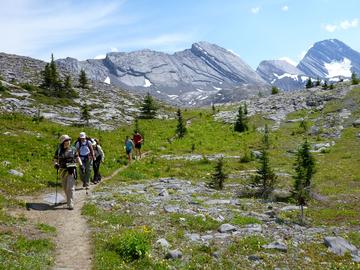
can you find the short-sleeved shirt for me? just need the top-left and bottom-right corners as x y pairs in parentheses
(133, 134), (142, 145)
(76, 140), (91, 157)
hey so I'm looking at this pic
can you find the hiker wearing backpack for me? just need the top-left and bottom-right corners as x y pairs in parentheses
(75, 132), (95, 188)
(53, 135), (82, 210)
(124, 136), (135, 163)
(91, 139), (104, 184)
(133, 131), (143, 159)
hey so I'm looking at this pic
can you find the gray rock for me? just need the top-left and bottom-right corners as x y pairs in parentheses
(251, 150), (262, 159)
(156, 238), (170, 249)
(163, 205), (180, 213)
(185, 233), (201, 242)
(353, 119), (360, 127)
(9, 169), (23, 177)
(2, 160), (11, 166)
(165, 249), (182, 259)
(159, 189), (169, 197)
(218, 224), (237, 233)
(280, 205), (305, 212)
(248, 255), (262, 261)
(262, 240), (288, 252)
(324, 236), (358, 256)
(309, 125), (320, 136)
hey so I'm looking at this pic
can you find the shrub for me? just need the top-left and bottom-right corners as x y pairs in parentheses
(271, 86), (280, 95)
(107, 228), (152, 262)
(0, 81), (6, 92)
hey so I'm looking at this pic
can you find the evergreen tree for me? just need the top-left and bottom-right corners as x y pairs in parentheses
(79, 69), (89, 89)
(176, 108), (187, 138)
(42, 54), (63, 96)
(329, 83), (335, 90)
(0, 81), (6, 92)
(139, 92), (158, 119)
(43, 63), (52, 88)
(322, 80), (328, 90)
(234, 105), (248, 132)
(133, 117), (140, 134)
(351, 72), (359, 85)
(293, 140), (316, 224)
(244, 102), (248, 115)
(212, 103), (216, 114)
(80, 103), (91, 126)
(271, 86), (280, 95)
(315, 77), (321, 87)
(209, 158), (227, 190)
(305, 78), (313, 89)
(254, 126), (277, 198)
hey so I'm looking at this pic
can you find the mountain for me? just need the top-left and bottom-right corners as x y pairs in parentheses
(56, 41), (270, 106)
(297, 39), (360, 80)
(256, 60), (307, 91)
(256, 39), (360, 91)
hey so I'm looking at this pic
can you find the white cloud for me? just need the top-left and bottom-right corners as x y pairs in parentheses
(282, 5), (289, 11)
(110, 47), (119, 52)
(0, 0), (134, 59)
(279, 57), (297, 66)
(324, 18), (358, 32)
(251, 7), (260, 14)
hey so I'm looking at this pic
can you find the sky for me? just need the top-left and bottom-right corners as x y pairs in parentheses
(0, 0), (359, 69)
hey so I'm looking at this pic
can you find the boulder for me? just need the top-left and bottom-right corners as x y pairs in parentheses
(218, 224), (237, 233)
(9, 169), (23, 177)
(324, 236), (357, 256)
(156, 238), (170, 249)
(262, 240), (288, 252)
(165, 249), (183, 259)
(352, 119), (360, 128)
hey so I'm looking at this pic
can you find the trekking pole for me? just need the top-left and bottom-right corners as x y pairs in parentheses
(55, 168), (58, 206)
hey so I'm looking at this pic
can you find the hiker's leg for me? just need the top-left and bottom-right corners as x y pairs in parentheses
(84, 159), (92, 187)
(65, 173), (75, 209)
(79, 157), (86, 185)
(60, 169), (67, 196)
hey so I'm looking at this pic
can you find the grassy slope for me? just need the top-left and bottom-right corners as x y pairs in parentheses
(0, 87), (359, 269)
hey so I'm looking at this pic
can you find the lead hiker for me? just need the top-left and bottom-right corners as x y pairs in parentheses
(53, 135), (82, 210)
(91, 139), (104, 184)
(75, 132), (95, 188)
(124, 136), (135, 163)
(133, 130), (143, 159)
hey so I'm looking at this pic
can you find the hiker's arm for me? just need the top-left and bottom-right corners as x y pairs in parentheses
(98, 145), (105, 162)
(89, 144), (96, 160)
(76, 156), (82, 166)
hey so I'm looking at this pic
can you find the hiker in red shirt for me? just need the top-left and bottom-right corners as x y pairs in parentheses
(133, 131), (143, 159)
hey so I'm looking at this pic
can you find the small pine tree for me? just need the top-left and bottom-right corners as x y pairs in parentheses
(0, 81), (6, 92)
(234, 105), (248, 132)
(79, 69), (89, 89)
(299, 119), (308, 133)
(329, 83), (335, 90)
(80, 103), (91, 126)
(133, 118), (140, 134)
(176, 108), (187, 138)
(322, 80), (328, 89)
(140, 93), (158, 119)
(351, 72), (359, 85)
(209, 158), (227, 190)
(42, 54), (63, 96)
(271, 86), (280, 95)
(305, 78), (313, 89)
(293, 140), (316, 224)
(244, 102), (248, 115)
(315, 77), (321, 87)
(212, 103), (216, 114)
(254, 126), (277, 198)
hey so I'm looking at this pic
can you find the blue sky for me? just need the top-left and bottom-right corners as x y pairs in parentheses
(0, 0), (359, 69)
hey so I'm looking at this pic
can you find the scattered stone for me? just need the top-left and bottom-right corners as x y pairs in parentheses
(159, 189), (169, 197)
(186, 233), (201, 242)
(218, 224), (237, 233)
(211, 251), (220, 258)
(165, 249), (182, 260)
(262, 240), (288, 252)
(308, 125), (320, 136)
(163, 205), (180, 213)
(248, 255), (262, 261)
(204, 199), (231, 205)
(251, 150), (262, 159)
(324, 236), (357, 256)
(8, 169), (23, 177)
(352, 119), (360, 128)
(156, 238), (170, 249)
(2, 160), (11, 166)
(280, 205), (305, 212)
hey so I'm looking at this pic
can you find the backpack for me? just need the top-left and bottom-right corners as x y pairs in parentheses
(75, 137), (93, 157)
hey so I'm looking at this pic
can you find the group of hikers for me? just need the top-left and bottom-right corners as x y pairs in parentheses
(53, 131), (143, 210)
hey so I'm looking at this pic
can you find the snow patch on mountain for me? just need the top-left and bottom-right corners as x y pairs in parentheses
(104, 76), (110, 84)
(144, 78), (152, 87)
(273, 73), (299, 81)
(324, 58), (352, 78)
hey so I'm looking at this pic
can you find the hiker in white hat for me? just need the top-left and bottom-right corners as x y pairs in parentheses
(75, 132), (95, 188)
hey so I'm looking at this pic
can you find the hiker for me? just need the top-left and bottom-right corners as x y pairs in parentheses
(75, 132), (95, 188)
(124, 136), (135, 163)
(91, 139), (104, 184)
(53, 135), (82, 210)
(133, 130), (143, 159)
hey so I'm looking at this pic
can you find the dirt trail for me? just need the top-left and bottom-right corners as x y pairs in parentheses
(17, 152), (151, 270)
(19, 164), (130, 269)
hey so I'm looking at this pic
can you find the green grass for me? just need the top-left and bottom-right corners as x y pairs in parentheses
(231, 215), (262, 226)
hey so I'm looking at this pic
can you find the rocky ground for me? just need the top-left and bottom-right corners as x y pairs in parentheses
(88, 177), (360, 268)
